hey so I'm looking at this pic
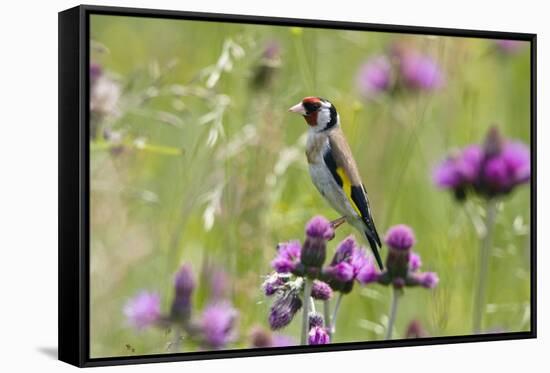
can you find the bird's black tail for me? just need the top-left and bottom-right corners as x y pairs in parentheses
(365, 231), (384, 270)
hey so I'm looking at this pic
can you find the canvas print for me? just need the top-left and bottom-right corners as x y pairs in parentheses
(89, 14), (531, 358)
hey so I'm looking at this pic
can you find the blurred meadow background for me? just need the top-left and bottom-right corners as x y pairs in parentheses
(89, 14), (531, 358)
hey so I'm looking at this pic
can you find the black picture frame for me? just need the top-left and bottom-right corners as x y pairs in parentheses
(58, 4), (537, 368)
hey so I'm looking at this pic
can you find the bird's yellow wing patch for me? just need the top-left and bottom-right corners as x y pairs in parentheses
(322, 146), (362, 216)
(336, 167), (361, 216)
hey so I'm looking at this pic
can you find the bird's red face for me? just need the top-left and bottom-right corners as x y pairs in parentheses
(288, 97), (338, 132)
(288, 97), (321, 126)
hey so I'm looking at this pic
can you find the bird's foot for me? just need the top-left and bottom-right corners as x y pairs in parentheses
(330, 216), (347, 230)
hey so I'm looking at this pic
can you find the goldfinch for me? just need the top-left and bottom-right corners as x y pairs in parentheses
(288, 96), (384, 269)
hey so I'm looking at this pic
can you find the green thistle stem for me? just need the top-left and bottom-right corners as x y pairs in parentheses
(168, 327), (182, 352)
(329, 293), (344, 336)
(323, 299), (332, 339)
(473, 199), (498, 334)
(301, 278), (313, 345)
(385, 288), (400, 340)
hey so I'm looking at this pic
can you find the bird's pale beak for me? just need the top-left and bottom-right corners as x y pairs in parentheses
(288, 102), (306, 115)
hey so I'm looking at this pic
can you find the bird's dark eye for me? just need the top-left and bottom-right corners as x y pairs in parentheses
(303, 101), (321, 114)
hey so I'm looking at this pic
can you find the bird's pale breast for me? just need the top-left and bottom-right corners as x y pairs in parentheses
(308, 143), (360, 221)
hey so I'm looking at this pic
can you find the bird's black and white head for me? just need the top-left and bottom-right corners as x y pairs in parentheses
(288, 97), (339, 132)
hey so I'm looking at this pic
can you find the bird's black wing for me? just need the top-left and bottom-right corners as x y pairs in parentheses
(323, 146), (383, 269)
(350, 185), (382, 246)
(350, 185), (383, 269)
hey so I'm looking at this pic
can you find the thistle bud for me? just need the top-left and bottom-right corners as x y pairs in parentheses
(409, 272), (439, 289)
(330, 236), (356, 264)
(268, 289), (302, 330)
(249, 326), (273, 348)
(393, 277), (406, 290)
(311, 280), (333, 300)
(170, 264), (195, 322)
(385, 225), (415, 251)
(301, 236), (326, 269)
(385, 225), (415, 280)
(483, 126), (505, 158)
(301, 216), (333, 270)
(305, 216), (335, 240)
(405, 319), (428, 338)
(308, 312), (325, 329)
(308, 326), (330, 345)
(251, 40), (282, 90)
(249, 326), (296, 347)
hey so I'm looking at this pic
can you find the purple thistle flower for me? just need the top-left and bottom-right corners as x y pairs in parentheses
(481, 140), (531, 195)
(382, 225), (417, 286)
(308, 326), (330, 345)
(356, 55), (392, 96)
(384, 225), (416, 251)
(494, 39), (526, 54)
(409, 252), (422, 272)
(349, 248), (372, 276)
(301, 236), (327, 270)
(249, 326), (296, 348)
(325, 261), (355, 282)
(249, 326), (272, 347)
(392, 277), (406, 289)
(483, 126), (504, 156)
(272, 241), (301, 273)
(325, 237), (356, 282)
(325, 235), (378, 291)
(252, 40), (282, 90)
(199, 302), (238, 348)
(433, 154), (464, 189)
(90, 62), (102, 81)
(171, 264), (195, 321)
(263, 284), (278, 297)
(356, 258), (379, 284)
(262, 273), (286, 296)
(459, 145), (485, 183)
(433, 156), (462, 189)
(433, 145), (483, 200)
(262, 40), (282, 62)
(306, 216), (334, 240)
(434, 127), (530, 200)
(331, 235), (357, 264)
(400, 52), (444, 91)
(174, 264), (195, 297)
(483, 156), (509, 191)
(271, 333), (296, 347)
(375, 226), (439, 291)
(268, 290), (302, 330)
(301, 216), (333, 270)
(209, 267), (229, 301)
(413, 272), (440, 289)
(308, 312), (325, 329)
(501, 142), (531, 184)
(311, 280), (333, 300)
(90, 68), (121, 118)
(124, 291), (161, 330)
(405, 319), (428, 338)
